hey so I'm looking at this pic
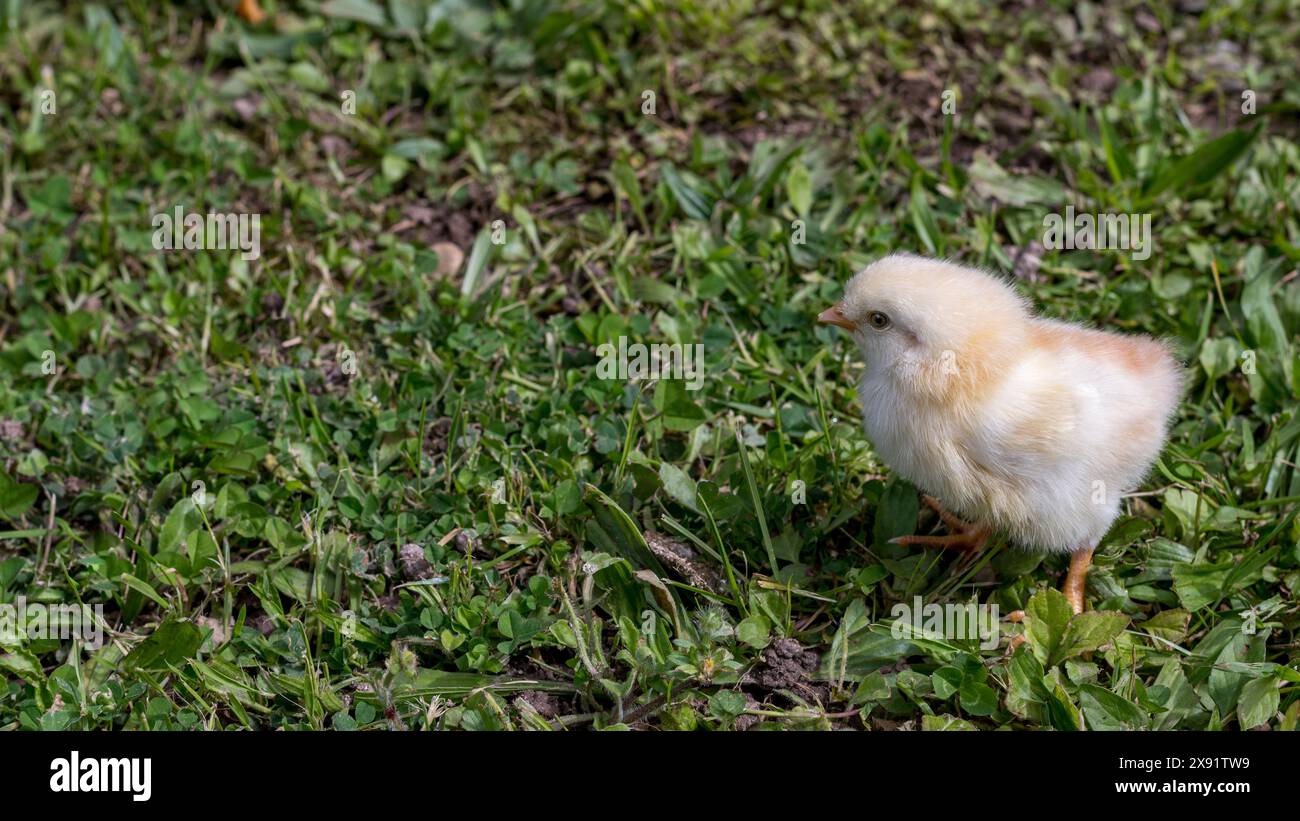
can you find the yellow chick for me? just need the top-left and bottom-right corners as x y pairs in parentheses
(819, 254), (1183, 613)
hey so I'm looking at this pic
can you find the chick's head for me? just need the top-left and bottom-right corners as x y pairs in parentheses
(819, 254), (1030, 402)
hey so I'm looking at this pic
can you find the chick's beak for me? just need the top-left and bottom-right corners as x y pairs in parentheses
(817, 304), (857, 331)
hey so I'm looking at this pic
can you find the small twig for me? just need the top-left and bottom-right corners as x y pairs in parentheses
(622, 695), (667, 725)
(552, 712), (599, 728)
(35, 490), (56, 579)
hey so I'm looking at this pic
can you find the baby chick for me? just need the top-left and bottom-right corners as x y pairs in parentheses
(819, 254), (1183, 614)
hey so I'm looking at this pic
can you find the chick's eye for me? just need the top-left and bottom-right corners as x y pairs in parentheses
(867, 311), (891, 330)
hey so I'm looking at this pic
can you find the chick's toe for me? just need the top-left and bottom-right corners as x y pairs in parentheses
(888, 495), (990, 552)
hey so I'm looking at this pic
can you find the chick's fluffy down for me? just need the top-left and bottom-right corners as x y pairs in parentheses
(960, 321), (1183, 551)
(848, 255), (1183, 553)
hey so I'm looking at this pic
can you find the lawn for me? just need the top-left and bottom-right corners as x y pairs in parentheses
(0, 0), (1298, 731)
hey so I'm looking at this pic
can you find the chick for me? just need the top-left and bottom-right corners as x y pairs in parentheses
(819, 253), (1183, 614)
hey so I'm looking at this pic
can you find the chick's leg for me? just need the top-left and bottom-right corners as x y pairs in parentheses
(1009, 548), (1094, 619)
(1062, 546), (1094, 616)
(237, 0), (266, 23)
(1006, 545), (1096, 651)
(888, 495), (989, 552)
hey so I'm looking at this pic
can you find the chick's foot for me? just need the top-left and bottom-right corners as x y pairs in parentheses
(1005, 610), (1027, 652)
(1004, 547), (1095, 652)
(888, 495), (989, 552)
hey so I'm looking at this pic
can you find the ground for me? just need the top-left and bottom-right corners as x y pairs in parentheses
(0, 0), (1298, 730)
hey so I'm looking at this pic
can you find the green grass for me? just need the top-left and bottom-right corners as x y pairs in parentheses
(0, 0), (1298, 731)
